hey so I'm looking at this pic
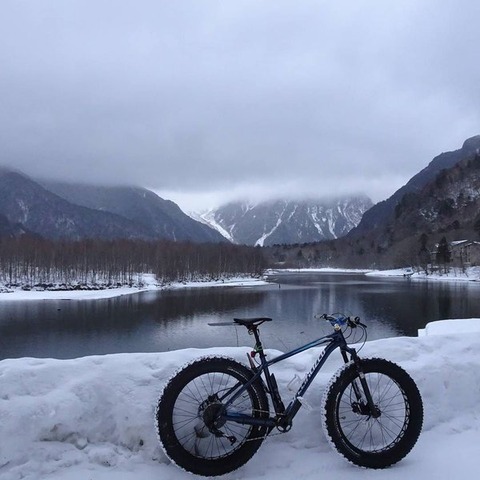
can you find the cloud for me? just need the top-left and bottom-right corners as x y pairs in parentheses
(0, 0), (479, 210)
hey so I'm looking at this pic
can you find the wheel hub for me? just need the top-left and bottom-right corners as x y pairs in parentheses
(352, 401), (381, 418)
(202, 401), (226, 429)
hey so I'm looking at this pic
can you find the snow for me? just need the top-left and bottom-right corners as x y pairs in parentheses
(366, 266), (480, 282)
(192, 210), (235, 243)
(418, 318), (480, 336)
(255, 207), (286, 247)
(0, 274), (270, 302)
(1, 320), (480, 480)
(0, 265), (427, 305)
(266, 268), (372, 274)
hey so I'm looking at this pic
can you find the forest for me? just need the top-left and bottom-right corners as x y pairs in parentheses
(0, 236), (267, 289)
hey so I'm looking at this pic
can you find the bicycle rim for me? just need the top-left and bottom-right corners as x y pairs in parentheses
(337, 372), (409, 452)
(171, 370), (258, 459)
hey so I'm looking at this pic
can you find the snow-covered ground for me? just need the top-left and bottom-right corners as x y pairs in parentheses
(0, 274), (270, 302)
(366, 266), (480, 282)
(266, 268), (372, 274)
(418, 318), (480, 336)
(3, 266), (478, 302)
(1, 319), (479, 480)
(269, 266), (480, 283)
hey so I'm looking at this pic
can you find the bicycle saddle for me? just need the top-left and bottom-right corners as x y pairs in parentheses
(233, 317), (272, 327)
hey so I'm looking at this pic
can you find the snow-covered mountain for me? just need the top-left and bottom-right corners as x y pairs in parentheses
(194, 196), (373, 246)
(267, 135), (480, 269)
(351, 135), (480, 237)
(0, 168), (225, 242)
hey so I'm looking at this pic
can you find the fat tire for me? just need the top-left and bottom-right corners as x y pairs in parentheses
(322, 357), (423, 468)
(156, 356), (269, 476)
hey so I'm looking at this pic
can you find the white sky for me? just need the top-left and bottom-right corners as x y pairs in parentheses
(1, 0), (479, 212)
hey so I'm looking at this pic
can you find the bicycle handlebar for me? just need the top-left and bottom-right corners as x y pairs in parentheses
(317, 313), (367, 329)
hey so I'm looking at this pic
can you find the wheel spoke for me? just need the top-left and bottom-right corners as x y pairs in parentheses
(160, 360), (267, 463)
(337, 371), (409, 452)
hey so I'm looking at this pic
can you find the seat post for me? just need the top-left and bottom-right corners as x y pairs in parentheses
(232, 317), (271, 359)
(249, 325), (265, 358)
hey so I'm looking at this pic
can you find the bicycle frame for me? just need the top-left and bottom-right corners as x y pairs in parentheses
(221, 325), (360, 430)
(158, 314), (422, 475)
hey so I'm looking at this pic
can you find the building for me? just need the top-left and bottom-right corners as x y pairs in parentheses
(450, 240), (480, 266)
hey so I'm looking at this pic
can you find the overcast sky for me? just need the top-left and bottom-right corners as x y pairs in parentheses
(1, 1), (479, 212)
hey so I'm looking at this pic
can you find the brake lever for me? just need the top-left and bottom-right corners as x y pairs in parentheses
(346, 316), (367, 329)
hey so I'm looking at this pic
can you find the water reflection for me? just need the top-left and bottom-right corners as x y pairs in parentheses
(1, 273), (480, 360)
(0, 288), (267, 359)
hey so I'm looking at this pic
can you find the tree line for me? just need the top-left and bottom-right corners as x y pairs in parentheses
(0, 236), (267, 289)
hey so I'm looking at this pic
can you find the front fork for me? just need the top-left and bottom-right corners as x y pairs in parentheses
(341, 347), (381, 418)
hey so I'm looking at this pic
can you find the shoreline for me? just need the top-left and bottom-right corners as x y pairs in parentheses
(0, 274), (271, 302)
(266, 267), (372, 274)
(268, 266), (480, 283)
(2, 265), (479, 302)
(365, 266), (480, 283)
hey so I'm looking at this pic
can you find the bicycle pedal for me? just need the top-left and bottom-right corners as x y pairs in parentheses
(297, 396), (313, 412)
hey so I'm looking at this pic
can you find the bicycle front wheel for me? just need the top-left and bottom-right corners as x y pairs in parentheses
(156, 356), (269, 476)
(322, 357), (423, 468)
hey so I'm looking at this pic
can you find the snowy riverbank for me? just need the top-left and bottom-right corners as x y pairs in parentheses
(1, 319), (479, 480)
(366, 266), (480, 282)
(266, 267), (372, 274)
(268, 266), (480, 284)
(3, 266), (478, 302)
(0, 274), (270, 302)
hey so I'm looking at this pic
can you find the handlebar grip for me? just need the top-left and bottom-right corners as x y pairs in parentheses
(319, 314), (367, 329)
(349, 316), (367, 328)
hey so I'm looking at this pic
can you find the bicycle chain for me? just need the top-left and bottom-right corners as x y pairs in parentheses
(240, 407), (289, 442)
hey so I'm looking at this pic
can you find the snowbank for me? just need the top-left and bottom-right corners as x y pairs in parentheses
(6, 264), (479, 303)
(0, 274), (270, 302)
(418, 318), (480, 336)
(366, 266), (480, 282)
(1, 321), (479, 480)
(267, 268), (372, 274)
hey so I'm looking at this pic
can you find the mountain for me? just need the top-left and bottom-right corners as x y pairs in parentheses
(264, 135), (480, 268)
(389, 140), (480, 241)
(260, 136), (480, 256)
(195, 196), (373, 246)
(0, 169), (225, 242)
(352, 136), (480, 267)
(40, 181), (226, 243)
(350, 135), (480, 236)
(0, 212), (29, 238)
(0, 169), (154, 240)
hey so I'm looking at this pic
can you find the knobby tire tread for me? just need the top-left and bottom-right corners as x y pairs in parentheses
(322, 357), (423, 468)
(156, 356), (269, 476)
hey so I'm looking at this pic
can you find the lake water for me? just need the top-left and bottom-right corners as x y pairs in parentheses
(1, 272), (480, 360)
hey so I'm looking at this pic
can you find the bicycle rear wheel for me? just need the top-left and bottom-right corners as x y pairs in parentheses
(322, 357), (423, 468)
(156, 356), (269, 476)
